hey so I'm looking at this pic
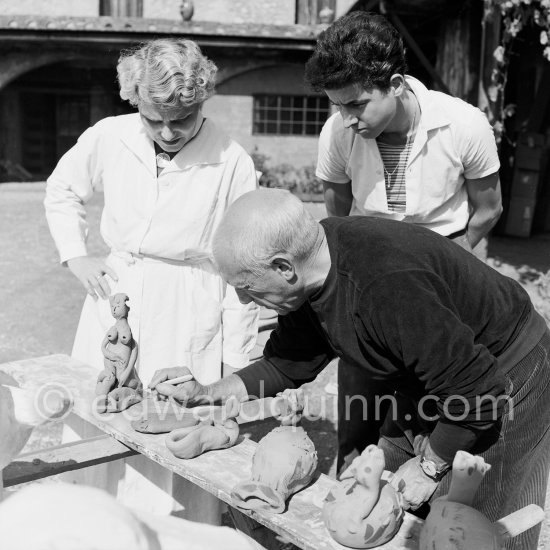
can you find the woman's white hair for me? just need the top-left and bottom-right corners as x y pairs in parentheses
(117, 38), (217, 108)
(214, 189), (320, 279)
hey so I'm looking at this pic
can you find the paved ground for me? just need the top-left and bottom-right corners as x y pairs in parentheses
(1, 182), (549, 547)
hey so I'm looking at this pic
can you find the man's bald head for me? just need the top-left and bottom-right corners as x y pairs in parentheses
(213, 188), (320, 283)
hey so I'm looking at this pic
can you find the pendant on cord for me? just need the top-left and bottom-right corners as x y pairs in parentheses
(156, 152), (171, 169)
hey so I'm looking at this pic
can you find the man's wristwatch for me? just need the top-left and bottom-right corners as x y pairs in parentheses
(419, 456), (450, 482)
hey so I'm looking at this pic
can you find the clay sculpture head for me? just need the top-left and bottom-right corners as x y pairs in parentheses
(322, 445), (403, 549)
(231, 425), (318, 513)
(110, 293), (130, 320)
(419, 450), (545, 550)
(0, 483), (158, 550)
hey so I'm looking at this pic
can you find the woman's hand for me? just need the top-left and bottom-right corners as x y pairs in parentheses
(149, 367), (208, 407)
(66, 256), (118, 300)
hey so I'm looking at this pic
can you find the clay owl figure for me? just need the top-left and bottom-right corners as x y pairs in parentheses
(420, 450), (545, 550)
(322, 445), (404, 549)
(231, 425), (318, 513)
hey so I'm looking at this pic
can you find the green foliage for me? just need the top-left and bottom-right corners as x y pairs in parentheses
(484, 0), (550, 143)
(250, 146), (323, 196)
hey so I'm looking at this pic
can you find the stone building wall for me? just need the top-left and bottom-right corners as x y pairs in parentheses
(203, 94), (319, 169)
(144, 0), (296, 24)
(0, 0), (97, 16)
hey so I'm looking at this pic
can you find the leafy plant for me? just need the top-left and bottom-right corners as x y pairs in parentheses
(250, 147), (323, 196)
(484, 0), (550, 143)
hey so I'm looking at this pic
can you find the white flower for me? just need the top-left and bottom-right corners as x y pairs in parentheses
(503, 104), (516, 118)
(493, 45), (505, 62)
(521, 0), (532, 5)
(544, 46), (550, 61)
(488, 85), (500, 102)
(542, 0), (550, 8)
(541, 30), (549, 45)
(508, 18), (522, 37)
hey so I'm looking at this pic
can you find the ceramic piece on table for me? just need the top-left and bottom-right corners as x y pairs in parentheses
(95, 293), (143, 413)
(0, 378), (72, 500)
(165, 396), (241, 459)
(322, 445), (404, 549)
(419, 450), (545, 550)
(231, 425), (318, 513)
(0, 481), (259, 550)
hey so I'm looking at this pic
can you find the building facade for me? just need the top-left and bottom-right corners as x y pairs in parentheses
(0, 0), (349, 179)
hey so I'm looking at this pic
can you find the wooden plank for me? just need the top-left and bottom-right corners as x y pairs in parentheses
(3, 434), (137, 487)
(0, 355), (423, 550)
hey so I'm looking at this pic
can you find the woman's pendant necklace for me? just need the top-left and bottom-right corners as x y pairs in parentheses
(156, 152), (171, 169)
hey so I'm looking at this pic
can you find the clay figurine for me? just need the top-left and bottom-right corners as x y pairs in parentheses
(231, 425), (318, 513)
(419, 450), (545, 550)
(0, 482), (260, 550)
(95, 293), (143, 413)
(322, 445), (404, 549)
(0, 374), (72, 500)
(164, 397), (241, 459)
(132, 390), (301, 434)
(131, 400), (201, 434)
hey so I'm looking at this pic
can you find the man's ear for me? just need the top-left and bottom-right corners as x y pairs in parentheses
(389, 74), (406, 97)
(271, 256), (295, 281)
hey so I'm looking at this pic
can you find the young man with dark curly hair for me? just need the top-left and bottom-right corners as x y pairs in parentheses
(304, 11), (503, 479)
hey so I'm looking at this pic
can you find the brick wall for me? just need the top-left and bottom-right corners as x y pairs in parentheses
(203, 94), (319, 169)
(144, 0), (296, 24)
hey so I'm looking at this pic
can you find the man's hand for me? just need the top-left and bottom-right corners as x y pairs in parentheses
(274, 388), (305, 425)
(390, 456), (439, 510)
(149, 367), (209, 407)
(66, 256), (118, 300)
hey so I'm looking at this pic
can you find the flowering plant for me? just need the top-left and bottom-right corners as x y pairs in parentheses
(484, 0), (550, 143)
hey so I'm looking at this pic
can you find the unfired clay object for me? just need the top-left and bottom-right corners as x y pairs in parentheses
(322, 445), (404, 549)
(231, 425), (318, 513)
(95, 293), (143, 413)
(131, 406), (200, 434)
(0, 375), (72, 500)
(0, 482), (259, 550)
(420, 451), (545, 550)
(165, 397), (241, 459)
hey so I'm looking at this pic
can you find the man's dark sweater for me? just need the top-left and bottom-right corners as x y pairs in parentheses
(238, 217), (547, 461)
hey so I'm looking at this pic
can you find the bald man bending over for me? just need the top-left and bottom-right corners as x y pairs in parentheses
(150, 189), (550, 550)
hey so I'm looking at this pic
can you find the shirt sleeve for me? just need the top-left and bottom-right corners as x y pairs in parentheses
(456, 107), (500, 180)
(237, 302), (336, 396)
(221, 150), (260, 368)
(315, 113), (352, 184)
(44, 124), (103, 264)
(362, 269), (507, 462)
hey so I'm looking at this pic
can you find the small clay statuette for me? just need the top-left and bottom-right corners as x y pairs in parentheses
(0, 375), (72, 500)
(420, 450), (545, 550)
(231, 425), (318, 513)
(95, 293), (143, 413)
(165, 397), (241, 459)
(322, 445), (404, 549)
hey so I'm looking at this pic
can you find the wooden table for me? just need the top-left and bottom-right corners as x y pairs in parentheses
(0, 354), (423, 550)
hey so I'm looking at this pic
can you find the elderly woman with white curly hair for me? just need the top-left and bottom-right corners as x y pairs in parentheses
(44, 38), (259, 521)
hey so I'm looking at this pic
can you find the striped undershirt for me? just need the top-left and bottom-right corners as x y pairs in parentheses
(376, 140), (413, 213)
